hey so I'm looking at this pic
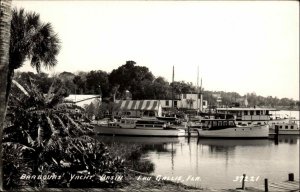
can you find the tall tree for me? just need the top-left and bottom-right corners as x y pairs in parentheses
(152, 77), (170, 99)
(7, 8), (60, 102)
(109, 61), (154, 98)
(0, 1), (12, 190)
(73, 75), (85, 94)
(86, 70), (109, 96)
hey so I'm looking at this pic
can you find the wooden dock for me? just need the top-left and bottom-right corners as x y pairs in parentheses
(249, 180), (300, 192)
(235, 173), (299, 192)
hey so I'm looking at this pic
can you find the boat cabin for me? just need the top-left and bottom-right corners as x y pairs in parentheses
(273, 120), (300, 131)
(216, 107), (275, 121)
(117, 118), (167, 129)
(200, 119), (236, 130)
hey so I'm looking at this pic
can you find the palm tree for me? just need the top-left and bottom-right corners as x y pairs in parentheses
(1, 9), (59, 188)
(0, 0), (12, 190)
(6, 8), (60, 104)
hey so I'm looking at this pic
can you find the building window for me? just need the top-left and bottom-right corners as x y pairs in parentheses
(291, 126), (294, 129)
(198, 94), (201, 99)
(174, 101), (178, 107)
(256, 111), (260, 115)
(183, 94), (187, 99)
(250, 111), (254, 115)
(285, 126), (288, 129)
(244, 111), (248, 115)
(166, 101), (169, 106)
(203, 101), (206, 105)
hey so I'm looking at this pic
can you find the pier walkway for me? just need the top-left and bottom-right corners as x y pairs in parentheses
(249, 179), (299, 192)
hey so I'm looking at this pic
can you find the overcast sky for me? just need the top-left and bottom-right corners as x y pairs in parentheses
(12, 1), (299, 100)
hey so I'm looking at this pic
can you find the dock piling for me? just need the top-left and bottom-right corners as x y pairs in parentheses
(288, 173), (294, 181)
(241, 173), (246, 190)
(264, 178), (268, 192)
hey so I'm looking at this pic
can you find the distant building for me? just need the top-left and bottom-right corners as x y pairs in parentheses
(159, 99), (181, 109)
(159, 93), (208, 112)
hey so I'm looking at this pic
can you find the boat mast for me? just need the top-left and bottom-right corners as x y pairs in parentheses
(200, 77), (202, 113)
(172, 65), (174, 110)
(197, 66), (199, 114)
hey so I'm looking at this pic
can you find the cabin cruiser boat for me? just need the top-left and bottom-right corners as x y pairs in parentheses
(216, 107), (290, 125)
(269, 119), (300, 135)
(215, 107), (295, 134)
(94, 118), (185, 137)
(196, 119), (269, 138)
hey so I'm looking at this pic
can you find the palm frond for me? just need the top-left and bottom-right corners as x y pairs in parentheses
(45, 79), (56, 103)
(12, 80), (30, 96)
(3, 142), (35, 154)
(46, 115), (59, 136)
(63, 114), (84, 134)
(37, 124), (44, 147)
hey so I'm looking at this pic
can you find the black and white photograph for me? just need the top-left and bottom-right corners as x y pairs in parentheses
(0, 1), (299, 191)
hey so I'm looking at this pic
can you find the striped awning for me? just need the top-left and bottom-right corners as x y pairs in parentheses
(115, 100), (160, 111)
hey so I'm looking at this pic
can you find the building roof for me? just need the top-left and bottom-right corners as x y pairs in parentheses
(115, 100), (161, 111)
(64, 94), (101, 108)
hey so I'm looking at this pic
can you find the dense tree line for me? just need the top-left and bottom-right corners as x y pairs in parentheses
(14, 60), (298, 109)
(14, 60), (197, 100)
(203, 91), (298, 109)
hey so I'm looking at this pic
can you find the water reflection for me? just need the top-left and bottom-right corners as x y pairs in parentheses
(271, 135), (299, 145)
(96, 135), (180, 154)
(96, 135), (299, 189)
(96, 135), (182, 145)
(277, 135), (299, 144)
(197, 138), (270, 146)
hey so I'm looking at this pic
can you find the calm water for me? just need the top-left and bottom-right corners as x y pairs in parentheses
(96, 110), (299, 190)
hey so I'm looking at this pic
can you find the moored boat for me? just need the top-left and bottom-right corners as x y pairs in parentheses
(269, 119), (300, 135)
(196, 119), (269, 138)
(94, 118), (185, 137)
(216, 107), (291, 126)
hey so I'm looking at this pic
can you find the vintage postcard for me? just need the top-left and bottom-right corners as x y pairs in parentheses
(1, 1), (299, 191)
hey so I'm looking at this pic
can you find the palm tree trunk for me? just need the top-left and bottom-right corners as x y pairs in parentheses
(0, 0), (12, 190)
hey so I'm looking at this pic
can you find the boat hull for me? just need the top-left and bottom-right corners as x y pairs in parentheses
(94, 125), (186, 137)
(197, 125), (269, 138)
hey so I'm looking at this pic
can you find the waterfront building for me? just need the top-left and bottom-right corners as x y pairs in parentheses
(159, 93), (208, 112)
